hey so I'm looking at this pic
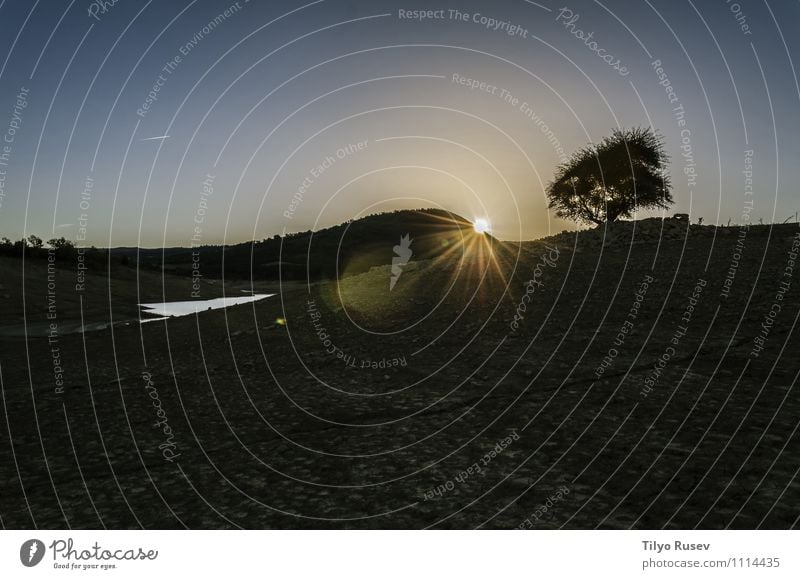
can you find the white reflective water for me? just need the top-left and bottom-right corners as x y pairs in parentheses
(139, 294), (274, 321)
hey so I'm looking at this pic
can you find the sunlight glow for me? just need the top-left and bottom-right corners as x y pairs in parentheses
(473, 218), (490, 234)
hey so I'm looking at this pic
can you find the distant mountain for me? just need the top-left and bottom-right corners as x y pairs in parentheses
(116, 208), (483, 281)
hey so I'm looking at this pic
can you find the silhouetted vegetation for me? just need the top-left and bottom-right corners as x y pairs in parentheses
(546, 127), (672, 226)
(118, 209), (477, 281)
(0, 236), (130, 269)
(1, 210), (478, 281)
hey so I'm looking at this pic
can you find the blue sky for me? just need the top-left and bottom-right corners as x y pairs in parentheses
(0, 0), (797, 245)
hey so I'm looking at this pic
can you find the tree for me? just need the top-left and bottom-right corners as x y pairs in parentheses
(27, 234), (43, 248)
(546, 127), (672, 226)
(47, 237), (73, 250)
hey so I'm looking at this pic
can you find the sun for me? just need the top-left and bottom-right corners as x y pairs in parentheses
(473, 217), (490, 234)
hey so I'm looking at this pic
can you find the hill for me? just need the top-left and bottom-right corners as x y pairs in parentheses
(0, 216), (798, 529)
(118, 208), (481, 281)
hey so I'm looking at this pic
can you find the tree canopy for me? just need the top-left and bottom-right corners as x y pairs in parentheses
(546, 127), (673, 226)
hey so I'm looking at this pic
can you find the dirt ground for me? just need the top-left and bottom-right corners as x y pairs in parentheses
(1, 222), (798, 529)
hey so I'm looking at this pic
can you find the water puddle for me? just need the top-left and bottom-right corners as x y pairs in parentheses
(139, 294), (274, 321)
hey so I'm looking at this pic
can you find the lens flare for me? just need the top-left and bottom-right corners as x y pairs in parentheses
(473, 218), (490, 234)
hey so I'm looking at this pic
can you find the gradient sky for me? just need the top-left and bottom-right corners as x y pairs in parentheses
(0, 0), (797, 246)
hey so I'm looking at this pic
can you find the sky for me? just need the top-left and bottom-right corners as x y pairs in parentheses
(0, 0), (797, 246)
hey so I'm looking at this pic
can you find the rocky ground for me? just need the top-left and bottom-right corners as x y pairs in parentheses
(1, 220), (799, 529)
